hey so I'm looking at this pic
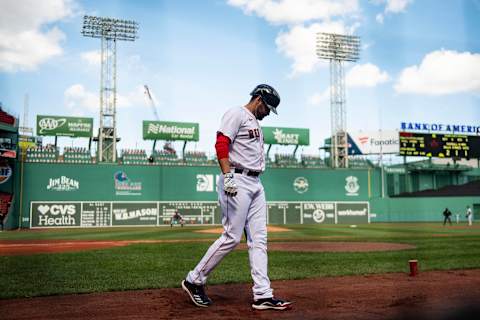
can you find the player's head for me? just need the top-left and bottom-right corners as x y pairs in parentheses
(250, 84), (280, 116)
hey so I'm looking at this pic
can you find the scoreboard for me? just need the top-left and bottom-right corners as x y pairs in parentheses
(399, 132), (480, 159)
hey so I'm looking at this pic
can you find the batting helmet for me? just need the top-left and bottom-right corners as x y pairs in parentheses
(250, 84), (280, 114)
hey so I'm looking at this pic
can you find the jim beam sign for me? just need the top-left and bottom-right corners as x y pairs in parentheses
(143, 121), (199, 141)
(47, 176), (80, 191)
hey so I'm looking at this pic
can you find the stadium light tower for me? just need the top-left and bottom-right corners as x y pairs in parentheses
(316, 32), (360, 168)
(81, 15), (138, 162)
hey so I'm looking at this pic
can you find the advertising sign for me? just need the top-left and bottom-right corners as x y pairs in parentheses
(46, 176), (80, 192)
(29, 200), (369, 228)
(114, 171), (142, 196)
(31, 202), (82, 228)
(348, 130), (399, 155)
(0, 164), (12, 184)
(400, 122), (480, 135)
(262, 127), (309, 145)
(143, 121), (199, 141)
(37, 115), (93, 137)
(112, 202), (158, 226)
(336, 202), (370, 224)
(301, 202), (336, 224)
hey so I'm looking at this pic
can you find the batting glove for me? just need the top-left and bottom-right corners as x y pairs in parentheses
(223, 172), (238, 197)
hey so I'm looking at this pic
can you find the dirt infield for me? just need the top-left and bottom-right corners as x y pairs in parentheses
(0, 240), (414, 256)
(1, 269), (479, 320)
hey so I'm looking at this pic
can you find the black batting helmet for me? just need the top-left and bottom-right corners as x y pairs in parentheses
(250, 84), (280, 114)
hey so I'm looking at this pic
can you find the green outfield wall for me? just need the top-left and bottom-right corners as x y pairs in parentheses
(370, 197), (480, 223)
(14, 163), (374, 228)
(7, 162), (479, 229)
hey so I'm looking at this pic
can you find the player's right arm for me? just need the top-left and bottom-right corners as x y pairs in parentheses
(216, 108), (242, 196)
(216, 132), (237, 196)
(215, 133), (231, 174)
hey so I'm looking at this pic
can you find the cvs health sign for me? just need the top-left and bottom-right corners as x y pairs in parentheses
(31, 202), (81, 228)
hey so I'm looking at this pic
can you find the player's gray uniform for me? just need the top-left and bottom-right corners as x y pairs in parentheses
(186, 106), (273, 300)
(467, 207), (473, 226)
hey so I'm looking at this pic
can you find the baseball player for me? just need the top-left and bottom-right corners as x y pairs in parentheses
(181, 84), (292, 311)
(170, 209), (185, 227)
(443, 207), (452, 226)
(466, 206), (473, 226)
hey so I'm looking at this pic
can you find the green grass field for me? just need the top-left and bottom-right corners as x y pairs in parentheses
(1, 223), (480, 299)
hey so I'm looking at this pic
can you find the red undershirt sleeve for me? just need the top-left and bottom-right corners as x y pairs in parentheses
(215, 132), (231, 160)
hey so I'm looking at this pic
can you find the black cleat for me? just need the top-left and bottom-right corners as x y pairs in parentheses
(181, 280), (212, 308)
(252, 297), (292, 310)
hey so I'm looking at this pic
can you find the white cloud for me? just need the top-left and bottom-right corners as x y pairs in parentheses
(118, 85), (151, 109)
(227, 0), (359, 25)
(385, 0), (413, 13)
(346, 63), (390, 88)
(375, 0), (413, 24)
(308, 87), (330, 106)
(64, 84), (151, 114)
(276, 21), (356, 76)
(80, 50), (101, 66)
(64, 84), (98, 113)
(309, 63), (389, 106)
(375, 13), (384, 24)
(394, 50), (480, 95)
(0, 0), (75, 72)
(228, 0), (361, 76)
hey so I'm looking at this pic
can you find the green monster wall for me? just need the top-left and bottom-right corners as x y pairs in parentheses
(7, 162), (478, 229)
(14, 163), (374, 228)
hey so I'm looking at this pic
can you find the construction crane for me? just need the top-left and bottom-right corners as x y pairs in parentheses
(143, 85), (160, 121)
(143, 85), (176, 157)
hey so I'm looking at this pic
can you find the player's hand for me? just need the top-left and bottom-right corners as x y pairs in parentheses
(223, 172), (238, 197)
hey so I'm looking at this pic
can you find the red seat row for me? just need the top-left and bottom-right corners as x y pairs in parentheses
(0, 110), (16, 125)
(0, 192), (12, 215)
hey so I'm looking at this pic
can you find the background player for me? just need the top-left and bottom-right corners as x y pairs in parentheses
(443, 207), (452, 226)
(466, 206), (473, 226)
(181, 84), (292, 311)
(170, 209), (185, 227)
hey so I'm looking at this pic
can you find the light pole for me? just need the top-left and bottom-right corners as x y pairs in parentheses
(316, 33), (360, 168)
(82, 15), (138, 162)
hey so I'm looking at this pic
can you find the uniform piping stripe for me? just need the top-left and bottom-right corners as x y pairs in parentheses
(193, 189), (232, 282)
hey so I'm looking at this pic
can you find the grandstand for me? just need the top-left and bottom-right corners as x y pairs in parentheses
(62, 147), (94, 164)
(121, 149), (149, 165)
(348, 157), (374, 169)
(0, 105), (17, 230)
(25, 146), (58, 163)
(183, 151), (214, 166)
(274, 153), (300, 167)
(0, 192), (13, 216)
(18, 145), (391, 170)
(151, 149), (179, 165)
(0, 108), (16, 126)
(301, 155), (326, 168)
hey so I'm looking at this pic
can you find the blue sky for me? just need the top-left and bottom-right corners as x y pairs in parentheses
(1, 0), (479, 157)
